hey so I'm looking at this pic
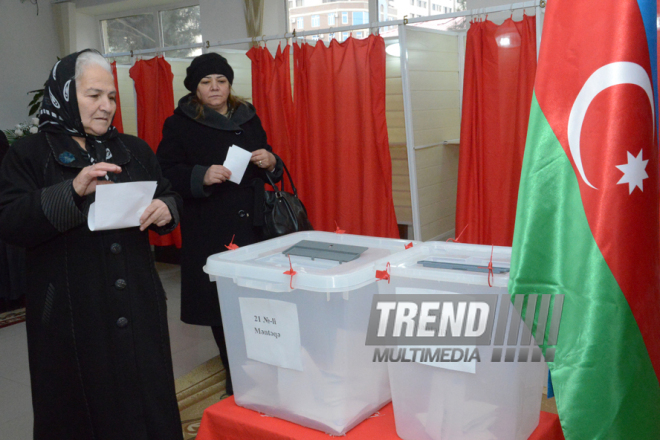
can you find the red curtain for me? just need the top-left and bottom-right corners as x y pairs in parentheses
(455, 16), (537, 246)
(129, 56), (175, 152)
(110, 61), (124, 133)
(290, 36), (399, 238)
(129, 56), (181, 248)
(246, 45), (296, 190)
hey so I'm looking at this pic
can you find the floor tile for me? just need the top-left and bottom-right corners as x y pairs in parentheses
(0, 377), (32, 425)
(172, 339), (219, 379)
(0, 412), (32, 440)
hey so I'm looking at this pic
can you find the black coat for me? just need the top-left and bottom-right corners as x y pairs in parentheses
(157, 96), (282, 326)
(0, 132), (183, 440)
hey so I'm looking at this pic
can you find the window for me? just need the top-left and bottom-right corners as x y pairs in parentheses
(328, 32), (335, 42)
(311, 15), (320, 27)
(296, 0), (303, 6)
(102, 14), (158, 62)
(352, 11), (369, 25)
(100, 5), (202, 63)
(342, 31), (349, 40)
(159, 6), (202, 58)
(356, 31), (363, 39)
(432, 4), (440, 11)
(311, 35), (319, 41)
(342, 12), (348, 24)
(297, 17), (304, 28)
(328, 13), (335, 25)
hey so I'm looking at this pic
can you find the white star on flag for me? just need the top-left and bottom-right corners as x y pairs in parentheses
(615, 149), (649, 194)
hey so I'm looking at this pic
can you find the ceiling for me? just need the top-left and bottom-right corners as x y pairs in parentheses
(72, 0), (187, 16)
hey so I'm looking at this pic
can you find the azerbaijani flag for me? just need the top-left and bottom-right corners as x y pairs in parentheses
(508, 1), (660, 438)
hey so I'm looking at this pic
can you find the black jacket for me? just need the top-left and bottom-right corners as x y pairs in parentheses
(0, 132), (183, 440)
(157, 95), (282, 326)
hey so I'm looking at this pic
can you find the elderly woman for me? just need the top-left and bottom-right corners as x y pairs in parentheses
(156, 52), (283, 396)
(0, 50), (183, 440)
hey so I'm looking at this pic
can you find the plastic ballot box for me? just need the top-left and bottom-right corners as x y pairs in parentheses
(203, 231), (418, 436)
(375, 241), (547, 440)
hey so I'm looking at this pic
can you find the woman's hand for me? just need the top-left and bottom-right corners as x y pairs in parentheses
(251, 149), (276, 172)
(72, 162), (122, 196)
(139, 199), (172, 231)
(203, 165), (232, 185)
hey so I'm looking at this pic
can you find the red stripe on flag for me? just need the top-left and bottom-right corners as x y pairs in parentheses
(535, 0), (660, 380)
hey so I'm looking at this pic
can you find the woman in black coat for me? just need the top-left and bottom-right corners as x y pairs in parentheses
(0, 131), (26, 309)
(156, 53), (283, 396)
(0, 50), (183, 440)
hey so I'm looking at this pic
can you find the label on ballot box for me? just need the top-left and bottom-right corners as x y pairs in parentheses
(239, 297), (303, 371)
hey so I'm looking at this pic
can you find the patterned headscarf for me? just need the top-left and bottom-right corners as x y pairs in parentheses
(39, 49), (118, 143)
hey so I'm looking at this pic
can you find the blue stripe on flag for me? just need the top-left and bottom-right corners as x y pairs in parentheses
(637, 0), (658, 140)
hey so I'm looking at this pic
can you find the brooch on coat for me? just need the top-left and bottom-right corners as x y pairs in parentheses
(58, 151), (76, 164)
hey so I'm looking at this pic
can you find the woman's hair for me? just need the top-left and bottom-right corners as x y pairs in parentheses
(191, 88), (247, 120)
(74, 50), (112, 85)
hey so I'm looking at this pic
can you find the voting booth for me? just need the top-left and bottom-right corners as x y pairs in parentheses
(377, 241), (547, 440)
(204, 231), (418, 435)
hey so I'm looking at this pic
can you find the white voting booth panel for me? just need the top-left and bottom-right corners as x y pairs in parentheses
(378, 241), (546, 440)
(204, 231), (418, 435)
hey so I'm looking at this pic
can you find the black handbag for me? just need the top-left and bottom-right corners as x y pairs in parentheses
(263, 163), (313, 239)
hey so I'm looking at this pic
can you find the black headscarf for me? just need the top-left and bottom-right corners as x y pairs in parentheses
(39, 50), (118, 164)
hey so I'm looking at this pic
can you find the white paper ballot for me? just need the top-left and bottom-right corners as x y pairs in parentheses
(88, 181), (158, 231)
(223, 145), (252, 184)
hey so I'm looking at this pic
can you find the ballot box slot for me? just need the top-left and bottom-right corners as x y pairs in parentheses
(283, 240), (369, 263)
(417, 260), (510, 274)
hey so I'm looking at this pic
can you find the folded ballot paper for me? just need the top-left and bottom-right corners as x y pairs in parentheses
(88, 181), (157, 231)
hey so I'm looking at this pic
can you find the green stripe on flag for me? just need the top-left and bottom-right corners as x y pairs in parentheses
(509, 94), (660, 439)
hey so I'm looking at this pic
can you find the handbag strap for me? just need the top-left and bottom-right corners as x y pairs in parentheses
(265, 162), (298, 196)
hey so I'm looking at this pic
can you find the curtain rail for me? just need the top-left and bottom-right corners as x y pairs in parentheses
(103, 0), (541, 58)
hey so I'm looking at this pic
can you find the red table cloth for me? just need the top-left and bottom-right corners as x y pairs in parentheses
(196, 397), (564, 440)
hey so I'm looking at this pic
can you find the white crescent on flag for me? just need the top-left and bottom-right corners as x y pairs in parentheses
(567, 61), (654, 189)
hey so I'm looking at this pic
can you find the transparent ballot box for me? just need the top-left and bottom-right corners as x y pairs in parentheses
(376, 241), (547, 440)
(204, 231), (418, 435)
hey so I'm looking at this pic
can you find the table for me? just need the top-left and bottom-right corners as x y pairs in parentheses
(196, 397), (564, 440)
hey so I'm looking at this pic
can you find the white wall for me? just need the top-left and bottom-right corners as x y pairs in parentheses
(199, 0), (248, 48)
(0, 1), (61, 129)
(263, 0), (287, 36)
(199, 0), (287, 49)
(76, 12), (102, 52)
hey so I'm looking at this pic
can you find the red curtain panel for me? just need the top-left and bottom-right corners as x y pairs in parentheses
(455, 16), (537, 246)
(129, 56), (175, 152)
(110, 61), (124, 133)
(246, 45), (296, 192)
(291, 36), (399, 238)
(129, 56), (181, 248)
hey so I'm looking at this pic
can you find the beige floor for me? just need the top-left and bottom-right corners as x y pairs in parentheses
(0, 263), (219, 439)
